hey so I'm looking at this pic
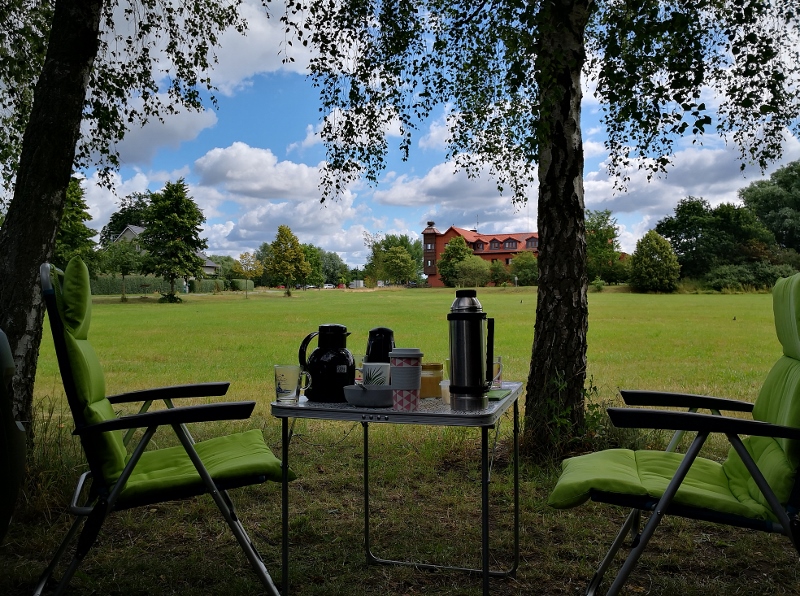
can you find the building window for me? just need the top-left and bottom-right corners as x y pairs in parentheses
(490, 240), (500, 249)
(526, 238), (538, 249)
(426, 260), (432, 267)
(504, 240), (517, 249)
(506, 258), (512, 265)
(475, 242), (484, 250)
(425, 243), (435, 251)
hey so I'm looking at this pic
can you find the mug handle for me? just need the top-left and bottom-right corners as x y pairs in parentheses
(493, 360), (503, 382)
(299, 370), (312, 392)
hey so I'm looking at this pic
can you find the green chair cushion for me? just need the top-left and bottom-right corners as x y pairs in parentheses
(117, 429), (293, 506)
(548, 448), (776, 521)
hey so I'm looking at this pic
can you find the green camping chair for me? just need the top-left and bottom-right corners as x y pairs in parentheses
(548, 273), (800, 596)
(35, 257), (291, 596)
(1, 327), (26, 544)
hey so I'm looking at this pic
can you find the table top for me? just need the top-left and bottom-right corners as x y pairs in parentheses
(271, 382), (522, 427)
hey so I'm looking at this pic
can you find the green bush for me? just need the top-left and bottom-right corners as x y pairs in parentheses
(629, 231), (680, 293)
(230, 279), (255, 291)
(188, 279), (224, 293)
(90, 275), (174, 295)
(705, 262), (796, 291)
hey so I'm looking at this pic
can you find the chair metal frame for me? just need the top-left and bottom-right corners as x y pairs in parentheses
(583, 389), (800, 596)
(35, 262), (281, 595)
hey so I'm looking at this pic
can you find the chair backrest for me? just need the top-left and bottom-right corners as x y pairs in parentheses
(722, 273), (800, 512)
(41, 257), (126, 485)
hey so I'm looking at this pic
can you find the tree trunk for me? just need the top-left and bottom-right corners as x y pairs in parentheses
(0, 0), (104, 430)
(523, 0), (591, 461)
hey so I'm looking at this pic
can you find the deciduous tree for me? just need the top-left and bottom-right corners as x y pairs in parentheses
(139, 180), (207, 301)
(383, 246), (417, 285)
(98, 192), (151, 247)
(489, 260), (511, 286)
(629, 231), (681, 293)
(99, 239), (142, 302)
(456, 255), (491, 288)
(291, 0), (800, 457)
(586, 209), (621, 283)
(53, 178), (97, 272)
(741, 161), (800, 252)
(268, 226), (310, 296)
(509, 251), (539, 286)
(0, 0), (252, 424)
(232, 252), (264, 299)
(437, 237), (474, 287)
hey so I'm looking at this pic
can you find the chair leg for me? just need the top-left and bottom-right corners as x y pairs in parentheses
(32, 516), (85, 596)
(585, 509), (640, 596)
(214, 489), (280, 596)
(32, 503), (108, 596)
(603, 432), (709, 596)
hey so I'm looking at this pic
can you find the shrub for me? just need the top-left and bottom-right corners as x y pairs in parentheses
(230, 279), (255, 291)
(590, 276), (605, 292)
(188, 279), (224, 293)
(705, 262), (796, 291)
(629, 231), (680, 293)
(91, 274), (173, 295)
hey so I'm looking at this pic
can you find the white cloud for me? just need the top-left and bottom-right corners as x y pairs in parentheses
(419, 112), (450, 150)
(113, 106), (218, 166)
(82, 170), (152, 234)
(194, 142), (323, 200)
(209, 1), (312, 95)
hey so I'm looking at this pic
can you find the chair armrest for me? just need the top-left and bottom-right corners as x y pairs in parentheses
(74, 401), (255, 435)
(619, 389), (754, 413)
(607, 407), (800, 441)
(107, 382), (230, 404)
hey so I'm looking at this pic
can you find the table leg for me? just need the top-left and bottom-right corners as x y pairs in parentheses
(482, 426), (490, 595)
(282, 417), (289, 595)
(362, 422), (375, 564)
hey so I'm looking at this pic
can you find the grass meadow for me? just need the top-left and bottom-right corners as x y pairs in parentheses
(2, 285), (798, 595)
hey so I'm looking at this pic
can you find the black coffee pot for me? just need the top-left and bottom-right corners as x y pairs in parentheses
(299, 324), (354, 402)
(365, 327), (395, 363)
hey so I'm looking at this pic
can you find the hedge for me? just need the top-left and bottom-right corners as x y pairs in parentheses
(230, 279), (255, 291)
(91, 275), (175, 295)
(189, 279), (225, 293)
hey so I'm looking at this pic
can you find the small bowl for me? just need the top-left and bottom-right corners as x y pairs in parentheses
(344, 384), (393, 408)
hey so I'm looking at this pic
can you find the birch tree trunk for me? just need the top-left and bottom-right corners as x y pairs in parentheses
(0, 0), (104, 429)
(524, 0), (591, 459)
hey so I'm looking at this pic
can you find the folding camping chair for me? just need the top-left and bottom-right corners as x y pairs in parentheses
(35, 257), (292, 595)
(548, 273), (800, 596)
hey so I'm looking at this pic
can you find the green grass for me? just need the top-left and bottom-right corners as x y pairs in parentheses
(2, 286), (798, 595)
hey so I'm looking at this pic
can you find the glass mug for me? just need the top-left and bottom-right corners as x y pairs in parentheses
(274, 364), (311, 403)
(491, 356), (503, 390)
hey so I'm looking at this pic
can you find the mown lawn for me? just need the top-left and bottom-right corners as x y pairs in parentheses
(2, 286), (797, 595)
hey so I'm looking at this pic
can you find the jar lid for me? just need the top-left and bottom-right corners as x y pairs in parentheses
(389, 348), (423, 358)
(422, 363), (443, 371)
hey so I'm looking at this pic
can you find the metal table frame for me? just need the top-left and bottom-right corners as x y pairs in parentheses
(271, 382), (522, 595)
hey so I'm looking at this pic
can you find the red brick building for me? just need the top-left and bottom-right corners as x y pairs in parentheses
(422, 221), (539, 287)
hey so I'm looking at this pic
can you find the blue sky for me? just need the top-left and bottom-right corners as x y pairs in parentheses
(80, 2), (800, 267)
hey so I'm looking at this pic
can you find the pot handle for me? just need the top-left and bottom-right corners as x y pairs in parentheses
(299, 331), (319, 369)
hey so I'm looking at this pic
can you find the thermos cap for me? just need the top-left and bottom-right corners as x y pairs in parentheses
(450, 289), (483, 312)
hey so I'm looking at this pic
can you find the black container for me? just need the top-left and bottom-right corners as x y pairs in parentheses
(365, 327), (395, 363)
(299, 324), (355, 402)
(447, 290), (493, 411)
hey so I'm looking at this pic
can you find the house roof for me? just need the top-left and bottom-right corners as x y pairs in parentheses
(448, 226), (538, 244)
